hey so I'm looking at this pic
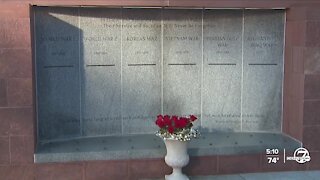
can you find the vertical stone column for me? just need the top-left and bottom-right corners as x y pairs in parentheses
(242, 9), (284, 132)
(163, 9), (202, 125)
(122, 8), (162, 134)
(80, 8), (122, 136)
(202, 9), (242, 131)
(35, 7), (81, 140)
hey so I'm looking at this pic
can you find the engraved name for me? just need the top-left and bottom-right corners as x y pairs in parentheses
(205, 36), (239, 41)
(125, 36), (158, 41)
(40, 36), (75, 42)
(165, 36), (199, 41)
(206, 35), (240, 54)
(247, 35), (280, 48)
(83, 36), (118, 41)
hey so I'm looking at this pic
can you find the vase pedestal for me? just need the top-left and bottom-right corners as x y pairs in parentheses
(164, 139), (189, 180)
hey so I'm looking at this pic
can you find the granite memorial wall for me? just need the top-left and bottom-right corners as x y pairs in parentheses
(35, 7), (284, 141)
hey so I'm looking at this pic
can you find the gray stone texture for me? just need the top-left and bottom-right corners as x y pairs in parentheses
(242, 10), (284, 132)
(163, 9), (202, 126)
(203, 9), (243, 132)
(122, 9), (162, 134)
(35, 7), (81, 140)
(80, 8), (122, 136)
(35, 8), (285, 142)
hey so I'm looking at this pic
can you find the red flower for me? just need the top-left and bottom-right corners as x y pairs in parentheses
(173, 117), (188, 128)
(155, 114), (196, 133)
(155, 114), (165, 128)
(179, 117), (189, 128)
(157, 114), (163, 119)
(156, 115), (163, 122)
(174, 121), (181, 128)
(155, 118), (165, 128)
(168, 126), (174, 134)
(190, 115), (197, 122)
(172, 115), (178, 121)
(172, 116), (179, 126)
(163, 115), (172, 126)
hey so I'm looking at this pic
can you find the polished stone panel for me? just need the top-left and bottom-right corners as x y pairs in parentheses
(242, 10), (284, 132)
(80, 8), (122, 136)
(163, 9), (202, 123)
(122, 9), (162, 134)
(203, 9), (243, 131)
(35, 7), (81, 140)
(35, 8), (285, 142)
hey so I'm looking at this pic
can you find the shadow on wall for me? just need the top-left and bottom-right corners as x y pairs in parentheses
(35, 7), (82, 141)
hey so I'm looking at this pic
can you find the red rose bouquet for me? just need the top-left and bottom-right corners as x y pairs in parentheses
(155, 114), (199, 141)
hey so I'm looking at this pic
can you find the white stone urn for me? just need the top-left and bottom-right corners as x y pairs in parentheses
(164, 139), (190, 180)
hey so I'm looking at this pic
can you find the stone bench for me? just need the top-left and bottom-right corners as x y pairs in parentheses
(35, 132), (300, 163)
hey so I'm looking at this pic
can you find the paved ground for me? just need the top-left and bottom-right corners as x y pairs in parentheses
(142, 170), (320, 180)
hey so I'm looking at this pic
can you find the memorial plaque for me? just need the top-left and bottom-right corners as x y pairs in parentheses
(242, 10), (284, 132)
(203, 9), (243, 131)
(122, 9), (162, 134)
(35, 7), (80, 140)
(163, 9), (202, 123)
(80, 9), (122, 136)
(35, 7), (286, 140)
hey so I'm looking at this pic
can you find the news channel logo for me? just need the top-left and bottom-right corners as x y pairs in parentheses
(286, 147), (311, 164)
(266, 147), (311, 164)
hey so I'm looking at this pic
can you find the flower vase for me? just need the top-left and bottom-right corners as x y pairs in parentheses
(164, 139), (189, 180)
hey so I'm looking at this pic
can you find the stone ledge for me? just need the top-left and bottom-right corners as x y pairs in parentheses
(35, 132), (301, 163)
